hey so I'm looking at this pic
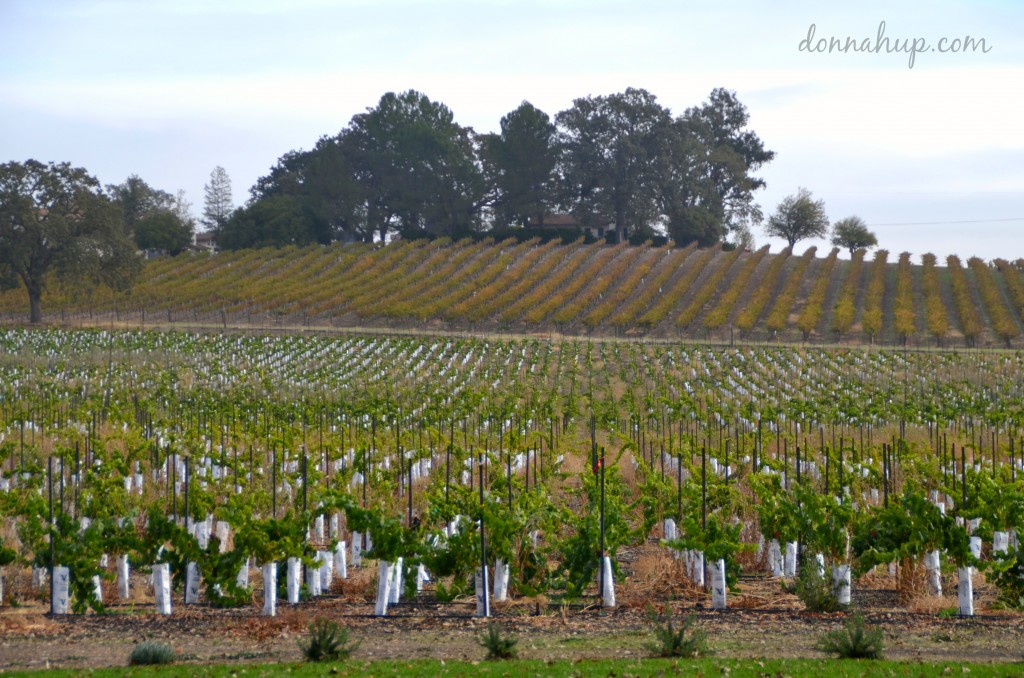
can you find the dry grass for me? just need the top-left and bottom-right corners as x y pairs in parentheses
(327, 565), (378, 603)
(906, 592), (958, 614)
(896, 558), (928, 605)
(621, 546), (707, 608)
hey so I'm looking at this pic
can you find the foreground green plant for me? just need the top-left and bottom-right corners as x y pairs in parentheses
(128, 641), (176, 666)
(298, 618), (360, 662)
(478, 622), (518, 660)
(647, 609), (711, 658)
(793, 561), (841, 613)
(816, 614), (884, 659)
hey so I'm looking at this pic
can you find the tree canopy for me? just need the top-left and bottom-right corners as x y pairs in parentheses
(765, 188), (829, 248)
(556, 87), (673, 243)
(227, 87), (774, 249)
(108, 174), (194, 254)
(831, 216), (878, 255)
(135, 211), (193, 255)
(0, 160), (141, 322)
(666, 88), (775, 247)
(347, 90), (487, 240)
(479, 101), (559, 229)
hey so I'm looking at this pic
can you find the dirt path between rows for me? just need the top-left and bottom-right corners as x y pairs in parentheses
(2, 570), (1022, 671)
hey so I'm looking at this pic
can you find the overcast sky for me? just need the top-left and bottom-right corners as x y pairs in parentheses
(2, 0), (1022, 261)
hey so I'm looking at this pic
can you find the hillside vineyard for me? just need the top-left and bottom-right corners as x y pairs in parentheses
(2, 240), (1023, 347)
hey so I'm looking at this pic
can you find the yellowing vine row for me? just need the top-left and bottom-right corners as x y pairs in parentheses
(795, 247), (839, 338)
(860, 250), (888, 342)
(831, 249), (865, 337)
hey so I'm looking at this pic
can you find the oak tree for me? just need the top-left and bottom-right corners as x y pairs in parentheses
(556, 87), (673, 243)
(0, 160), (141, 322)
(831, 216), (878, 255)
(765, 188), (829, 248)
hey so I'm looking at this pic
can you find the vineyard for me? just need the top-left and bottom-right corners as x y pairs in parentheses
(4, 240), (1024, 348)
(1, 325), (1024, 665)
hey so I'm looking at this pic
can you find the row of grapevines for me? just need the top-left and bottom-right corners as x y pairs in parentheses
(893, 252), (917, 341)
(947, 255), (983, 344)
(446, 239), (567, 322)
(920, 253), (948, 342)
(231, 246), (332, 315)
(765, 247), (817, 334)
(675, 246), (745, 330)
(348, 238), (464, 318)
(408, 239), (533, 321)
(377, 238), (489, 319)
(635, 246), (719, 329)
(290, 246), (373, 318)
(994, 259), (1024, 320)
(436, 240), (540, 323)
(581, 243), (677, 329)
(307, 241), (419, 316)
(703, 245), (770, 331)
(735, 247), (792, 333)
(346, 239), (450, 317)
(550, 243), (635, 325)
(968, 257), (1019, 346)
(860, 250), (889, 341)
(608, 244), (698, 329)
(175, 247), (281, 315)
(270, 248), (364, 316)
(499, 241), (589, 323)
(155, 247), (267, 314)
(795, 247), (839, 338)
(520, 245), (614, 325)
(831, 249), (865, 336)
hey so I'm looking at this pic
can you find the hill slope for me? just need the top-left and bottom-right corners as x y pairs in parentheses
(1, 239), (1022, 347)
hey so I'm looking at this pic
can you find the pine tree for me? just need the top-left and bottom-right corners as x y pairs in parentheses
(201, 166), (234, 233)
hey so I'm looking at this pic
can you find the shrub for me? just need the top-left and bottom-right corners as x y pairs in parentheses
(793, 560), (841, 613)
(299, 617), (360, 662)
(647, 609), (711, 658)
(128, 641), (176, 666)
(478, 622), (519, 660)
(816, 614), (884, 659)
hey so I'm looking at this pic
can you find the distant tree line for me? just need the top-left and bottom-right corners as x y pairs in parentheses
(218, 87), (775, 249)
(0, 87), (776, 323)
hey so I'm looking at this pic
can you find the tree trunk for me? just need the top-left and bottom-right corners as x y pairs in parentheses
(24, 279), (43, 323)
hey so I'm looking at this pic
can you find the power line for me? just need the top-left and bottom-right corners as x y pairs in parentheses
(868, 217), (1024, 227)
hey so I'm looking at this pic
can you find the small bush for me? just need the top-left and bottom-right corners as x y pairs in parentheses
(794, 562), (841, 613)
(988, 544), (1024, 609)
(816, 614), (884, 659)
(478, 622), (518, 660)
(128, 641), (176, 666)
(647, 609), (711, 658)
(299, 617), (360, 662)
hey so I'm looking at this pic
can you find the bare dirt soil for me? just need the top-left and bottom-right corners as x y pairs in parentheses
(2, 552), (1023, 672)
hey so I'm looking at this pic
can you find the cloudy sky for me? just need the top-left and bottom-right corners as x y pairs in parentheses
(2, 0), (1021, 261)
